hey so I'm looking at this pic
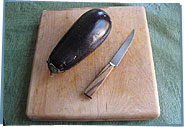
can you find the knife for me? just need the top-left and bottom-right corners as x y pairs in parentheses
(84, 29), (135, 99)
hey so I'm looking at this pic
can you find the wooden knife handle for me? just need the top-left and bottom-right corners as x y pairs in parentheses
(84, 63), (114, 99)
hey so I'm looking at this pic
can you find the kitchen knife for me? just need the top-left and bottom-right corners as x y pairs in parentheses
(84, 29), (135, 99)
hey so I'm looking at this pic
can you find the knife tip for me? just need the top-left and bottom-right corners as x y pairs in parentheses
(132, 29), (135, 33)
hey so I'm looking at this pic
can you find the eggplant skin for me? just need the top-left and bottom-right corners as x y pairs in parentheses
(47, 9), (112, 74)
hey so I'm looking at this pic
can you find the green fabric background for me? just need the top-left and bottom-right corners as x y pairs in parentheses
(4, 2), (182, 125)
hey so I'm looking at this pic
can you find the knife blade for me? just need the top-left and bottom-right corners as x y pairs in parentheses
(110, 29), (135, 66)
(84, 29), (135, 99)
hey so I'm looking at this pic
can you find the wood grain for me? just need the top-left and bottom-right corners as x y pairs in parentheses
(26, 7), (160, 121)
(84, 63), (114, 99)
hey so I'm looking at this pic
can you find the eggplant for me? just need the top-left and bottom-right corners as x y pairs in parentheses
(47, 9), (112, 75)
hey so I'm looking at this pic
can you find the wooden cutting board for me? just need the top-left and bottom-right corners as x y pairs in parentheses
(26, 7), (160, 121)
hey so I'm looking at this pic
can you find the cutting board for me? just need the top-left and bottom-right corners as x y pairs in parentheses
(26, 7), (160, 121)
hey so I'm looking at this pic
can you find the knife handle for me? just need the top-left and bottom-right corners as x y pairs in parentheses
(84, 63), (114, 99)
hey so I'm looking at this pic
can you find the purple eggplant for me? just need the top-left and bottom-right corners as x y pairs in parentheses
(47, 9), (112, 75)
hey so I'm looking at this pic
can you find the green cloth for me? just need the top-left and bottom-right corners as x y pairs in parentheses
(4, 2), (182, 125)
